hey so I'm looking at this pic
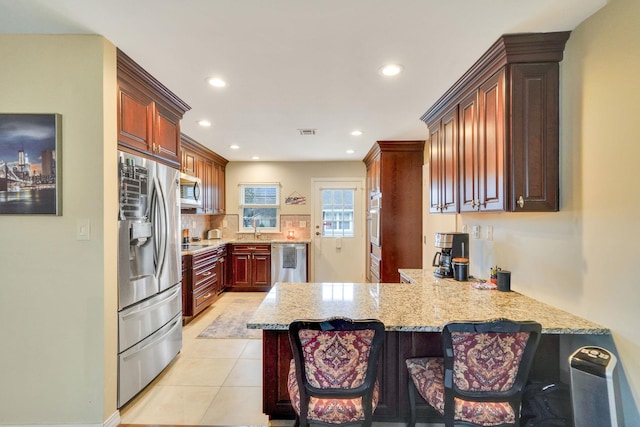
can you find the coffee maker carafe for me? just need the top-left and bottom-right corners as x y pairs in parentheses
(432, 232), (469, 278)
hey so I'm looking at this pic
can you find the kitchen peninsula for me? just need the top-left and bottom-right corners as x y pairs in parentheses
(248, 274), (608, 422)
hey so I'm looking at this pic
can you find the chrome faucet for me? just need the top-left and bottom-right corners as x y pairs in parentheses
(253, 219), (261, 240)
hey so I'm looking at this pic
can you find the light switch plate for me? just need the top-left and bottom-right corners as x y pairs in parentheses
(77, 218), (90, 241)
(486, 225), (494, 241)
(299, 220), (306, 228)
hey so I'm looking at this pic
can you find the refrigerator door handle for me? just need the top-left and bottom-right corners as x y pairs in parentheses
(122, 316), (181, 361)
(120, 286), (181, 320)
(151, 177), (168, 278)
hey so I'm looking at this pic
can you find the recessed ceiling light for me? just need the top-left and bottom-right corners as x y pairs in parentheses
(197, 119), (212, 127)
(350, 130), (363, 136)
(346, 149), (355, 154)
(251, 156), (260, 160)
(230, 144), (240, 150)
(379, 64), (404, 77)
(207, 77), (227, 88)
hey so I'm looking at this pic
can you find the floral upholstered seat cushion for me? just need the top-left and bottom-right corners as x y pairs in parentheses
(287, 328), (379, 423)
(406, 331), (530, 426)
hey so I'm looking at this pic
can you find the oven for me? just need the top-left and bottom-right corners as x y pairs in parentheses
(369, 192), (381, 246)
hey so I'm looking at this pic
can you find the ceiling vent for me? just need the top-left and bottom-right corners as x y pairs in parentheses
(298, 129), (317, 136)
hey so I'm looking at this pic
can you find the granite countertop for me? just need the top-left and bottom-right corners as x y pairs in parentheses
(247, 278), (610, 335)
(181, 238), (311, 255)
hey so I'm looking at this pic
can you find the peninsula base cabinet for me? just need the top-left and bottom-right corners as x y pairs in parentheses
(229, 244), (271, 291)
(261, 330), (560, 422)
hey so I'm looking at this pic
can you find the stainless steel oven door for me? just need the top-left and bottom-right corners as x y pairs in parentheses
(369, 193), (381, 246)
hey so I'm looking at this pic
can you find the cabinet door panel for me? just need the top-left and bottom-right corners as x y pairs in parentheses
(441, 107), (458, 213)
(459, 92), (479, 212)
(182, 148), (197, 175)
(214, 162), (226, 214)
(232, 253), (251, 286)
(118, 81), (153, 152)
(478, 69), (505, 211)
(154, 104), (181, 165)
(428, 129), (441, 213)
(202, 160), (214, 214)
(510, 63), (559, 211)
(253, 254), (271, 287)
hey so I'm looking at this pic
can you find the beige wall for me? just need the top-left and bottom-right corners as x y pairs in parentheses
(225, 161), (366, 216)
(0, 35), (118, 425)
(424, 0), (639, 420)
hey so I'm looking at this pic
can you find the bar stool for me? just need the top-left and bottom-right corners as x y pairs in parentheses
(406, 318), (541, 427)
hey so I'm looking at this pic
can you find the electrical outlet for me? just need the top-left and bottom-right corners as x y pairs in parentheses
(462, 224), (468, 233)
(299, 220), (306, 228)
(486, 225), (494, 241)
(472, 225), (480, 239)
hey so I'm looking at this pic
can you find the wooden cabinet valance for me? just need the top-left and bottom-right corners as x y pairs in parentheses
(117, 49), (190, 167)
(181, 133), (228, 214)
(422, 32), (570, 213)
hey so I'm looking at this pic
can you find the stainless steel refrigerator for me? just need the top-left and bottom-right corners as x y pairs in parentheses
(117, 150), (182, 408)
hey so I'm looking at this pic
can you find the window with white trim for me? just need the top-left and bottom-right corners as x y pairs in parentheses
(321, 188), (355, 237)
(239, 183), (281, 233)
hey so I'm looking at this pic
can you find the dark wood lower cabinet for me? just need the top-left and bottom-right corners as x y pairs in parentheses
(262, 330), (559, 422)
(182, 246), (227, 321)
(230, 244), (271, 291)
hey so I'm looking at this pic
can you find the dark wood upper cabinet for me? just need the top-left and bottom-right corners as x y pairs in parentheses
(429, 106), (458, 213)
(421, 32), (570, 213)
(117, 49), (190, 168)
(180, 133), (228, 215)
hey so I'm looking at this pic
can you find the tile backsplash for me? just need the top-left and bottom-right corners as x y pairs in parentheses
(181, 213), (311, 241)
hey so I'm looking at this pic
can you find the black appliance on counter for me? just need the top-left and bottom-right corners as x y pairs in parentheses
(432, 232), (469, 278)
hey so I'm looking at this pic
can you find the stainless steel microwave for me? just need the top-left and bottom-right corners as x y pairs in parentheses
(179, 173), (202, 208)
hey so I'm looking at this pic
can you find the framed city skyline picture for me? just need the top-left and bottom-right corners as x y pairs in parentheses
(0, 113), (62, 215)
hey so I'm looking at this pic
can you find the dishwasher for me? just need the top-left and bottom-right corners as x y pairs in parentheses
(271, 243), (307, 285)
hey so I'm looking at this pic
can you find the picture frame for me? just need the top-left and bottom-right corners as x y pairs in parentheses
(0, 113), (62, 215)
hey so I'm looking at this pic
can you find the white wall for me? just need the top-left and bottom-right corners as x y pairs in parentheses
(424, 0), (639, 421)
(0, 35), (118, 425)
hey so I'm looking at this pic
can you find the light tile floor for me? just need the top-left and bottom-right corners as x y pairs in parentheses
(119, 292), (271, 426)
(119, 291), (440, 427)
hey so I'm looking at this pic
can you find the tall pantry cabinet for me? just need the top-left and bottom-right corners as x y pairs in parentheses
(363, 141), (425, 283)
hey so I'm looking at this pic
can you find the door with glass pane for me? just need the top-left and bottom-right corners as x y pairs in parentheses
(312, 179), (365, 282)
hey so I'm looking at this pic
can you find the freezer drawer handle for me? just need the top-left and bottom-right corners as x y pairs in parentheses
(122, 317), (181, 360)
(121, 287), (181, 320)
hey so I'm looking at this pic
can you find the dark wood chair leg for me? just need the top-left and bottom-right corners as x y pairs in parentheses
(407, 378), (417, 427)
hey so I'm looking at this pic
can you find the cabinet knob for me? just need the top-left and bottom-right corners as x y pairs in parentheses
(517, 196), (525, 208)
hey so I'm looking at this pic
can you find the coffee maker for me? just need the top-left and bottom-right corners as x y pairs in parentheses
(432, 232), (469, 278)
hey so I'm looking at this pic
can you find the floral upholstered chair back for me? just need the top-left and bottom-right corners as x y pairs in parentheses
(287, 317), (385, 426)
(299, 327), (373, 390)
(441, 319), (542, 426)
(449, 330), (530, 393)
